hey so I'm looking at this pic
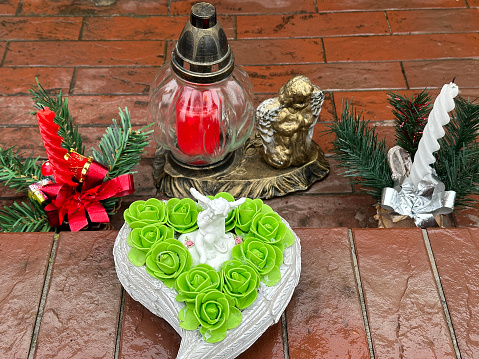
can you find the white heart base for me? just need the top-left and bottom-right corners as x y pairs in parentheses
(113, 220), (301, 359)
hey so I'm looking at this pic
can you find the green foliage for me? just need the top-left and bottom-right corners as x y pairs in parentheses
(388, 89), (432, 159)
(0, 199), (51, 232)
(29, 78), (84, 154)
(328, 100), (392, 200)
(435, 96), (479, 207)
(91, 108), (152, 180)
(0, 147), (43, 191)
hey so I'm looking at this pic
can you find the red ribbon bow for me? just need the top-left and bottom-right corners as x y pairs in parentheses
(41, 161), (134, 231)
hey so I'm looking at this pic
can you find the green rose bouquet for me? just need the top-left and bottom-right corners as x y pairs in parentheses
(127, 224), (175, 266)
(234, 198), (273, 236)
(248, 212), (294, 250)
(176, 263), (221, 304)
(220, 259), (260, 309)
(166, 198), (200, 233)
(124, 198), (167, 228)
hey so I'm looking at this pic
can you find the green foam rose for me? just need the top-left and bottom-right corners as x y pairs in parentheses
(207, 192), (237, 232)
(232, 237), (283, 286)
(176, 264), (221, 304)
(124, 198), (168, 228)
(127, 224), (175, 267)
(248, 212), (294, 250)
(220, 259), (260, 309)
(145, 238), (193, 288)
(178, 290), (242, 343)
(166, 198), (199, 233)
(234, 198), (274, 236)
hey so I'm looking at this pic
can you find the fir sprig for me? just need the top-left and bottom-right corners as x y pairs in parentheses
(329, 100), (392, 200)
(29, 78), (84, 154)
(91, 108), (152, 180)
(0, 147), (43, 191)
(0, 199), (51, 232)
(388, 89), (432, 159)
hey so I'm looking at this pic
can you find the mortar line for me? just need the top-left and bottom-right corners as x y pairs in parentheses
(399, 61), (410, 90)
(281, 311), (290, 359)
(27, 233), (60, 359)
(422, 229), (462, 359)
(114, 289), (126, 359)
(348, 229), (375, 359)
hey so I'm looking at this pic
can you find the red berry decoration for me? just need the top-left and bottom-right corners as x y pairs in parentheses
(41, 161), (54, 176)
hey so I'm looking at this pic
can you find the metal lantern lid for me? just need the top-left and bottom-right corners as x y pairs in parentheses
(171, 2), (234, 84)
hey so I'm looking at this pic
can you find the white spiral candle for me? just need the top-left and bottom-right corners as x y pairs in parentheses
(407, 82), (459, 189)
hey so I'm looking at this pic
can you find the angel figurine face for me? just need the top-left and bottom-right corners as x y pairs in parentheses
(256, 75), (325, 169)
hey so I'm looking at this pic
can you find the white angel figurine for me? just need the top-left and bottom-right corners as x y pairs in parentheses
(179, 188), (245, 270)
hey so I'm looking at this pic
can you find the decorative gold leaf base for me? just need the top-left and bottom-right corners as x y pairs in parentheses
(153, 132), (329, 199)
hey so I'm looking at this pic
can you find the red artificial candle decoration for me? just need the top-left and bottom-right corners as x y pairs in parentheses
(175, 87), (221, 159)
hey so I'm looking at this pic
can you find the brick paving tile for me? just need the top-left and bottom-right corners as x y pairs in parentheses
(237, 12), (389, 39)
(352, 228), (455, 358)
(119, 292), (284, 359)
(0, 0), (19, 15)
(73, 67), (157, 95)
(286, 228), (370, 358)
(4, 41), (164, 67)
(324, 33), (479, 62)
(316, 0), (467, 12)
(0, 233), (53, 359)
(265, 194), (378, 228)
(131, 159), (159, 198)
(0, 67), (72, 95)
(470, 0), (479, 6)
(301, 159), (354, 195)
(21, 0), (168, 16)
(0, 95), (37, 125)
(428, 228), (479, 358)
(244, 63), (406, 93)
(388, 9), (479, 34)
(403, 60), (479, 89)
(0, 17), (82, 40)
(170, 0), (316, 15)
(82, 15), (235, 41)
(453, 204), (479, 227)
(34, 231), (122, 359)
(0, 42), (6, 60)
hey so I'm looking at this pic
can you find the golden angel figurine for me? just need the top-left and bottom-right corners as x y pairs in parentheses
(256, 75), (324, 169)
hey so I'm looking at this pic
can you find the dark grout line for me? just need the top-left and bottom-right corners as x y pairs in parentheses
(422, 229), (462, 359)
(281, 312), (290, 359)
(69, 67), (78, 94)
(15, 0), (23, 16)
(27, 233), (59, 359)
(464, 0), (470, 8)
(233, 15), (237, 40)
(114, 289), (126, 359)
(384, 10), (393, 35)
(320, 38), (327, 63)
(348, 229), (375, 359)
(399, 61), (410, 90)
(79, 16), (87, 41)
(0, 41), (10, 67)
(314, 0), (318, 13)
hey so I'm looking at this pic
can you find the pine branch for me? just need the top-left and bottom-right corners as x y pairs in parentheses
(0, 146), (43, 191)
(0, 199), (51, 232)
(435, 96), (479, 208)
(91, 108), (152, 180)
(328, 100), (392, 200)
(388, 89), (432, 158)
(29, 78), (84, 154)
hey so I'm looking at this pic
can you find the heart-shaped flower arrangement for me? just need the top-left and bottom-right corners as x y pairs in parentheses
(113, 192), (301, 359)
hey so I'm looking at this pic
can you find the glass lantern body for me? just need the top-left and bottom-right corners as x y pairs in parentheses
(149, 63), (255, 166)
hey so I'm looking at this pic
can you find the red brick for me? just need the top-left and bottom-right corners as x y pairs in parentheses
(237, 12), (389, 39)
(82, 15), (234, 41)
(316, 0), (467, 12)
(34, 231), (122, 359)
(0, 232), (53, 358)
(286, 228), (370, 358)
(324, 33), (479, 62)
(244, 62), (406, 93)
(73, 67), (157, 95)
(302, 158), (354, 194)
(388, 9), (479, 34)
(238, 323), (284, 359)
(0, 41), (7, 59)
(0, 17), (82, 40)
(470, 0), (479, 7)
(21, 0), (168, 16)
(353, 228), (455, 358)
(119, 293), (181, 358)
(170, 0), (316, 15)
(265, 194), (378, 228)
(0, 67), (73, 95)
(453, 203), (479, 228)
(4, 41), (164, 66)
(428, 228), (479, 358)
(403, 60), (479, 89)
(0, 0), (20, 15)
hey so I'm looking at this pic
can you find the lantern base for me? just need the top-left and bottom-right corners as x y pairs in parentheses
(154, 132), (329, 199)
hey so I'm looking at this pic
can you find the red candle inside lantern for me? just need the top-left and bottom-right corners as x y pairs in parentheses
(175, 87), (221, 158)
